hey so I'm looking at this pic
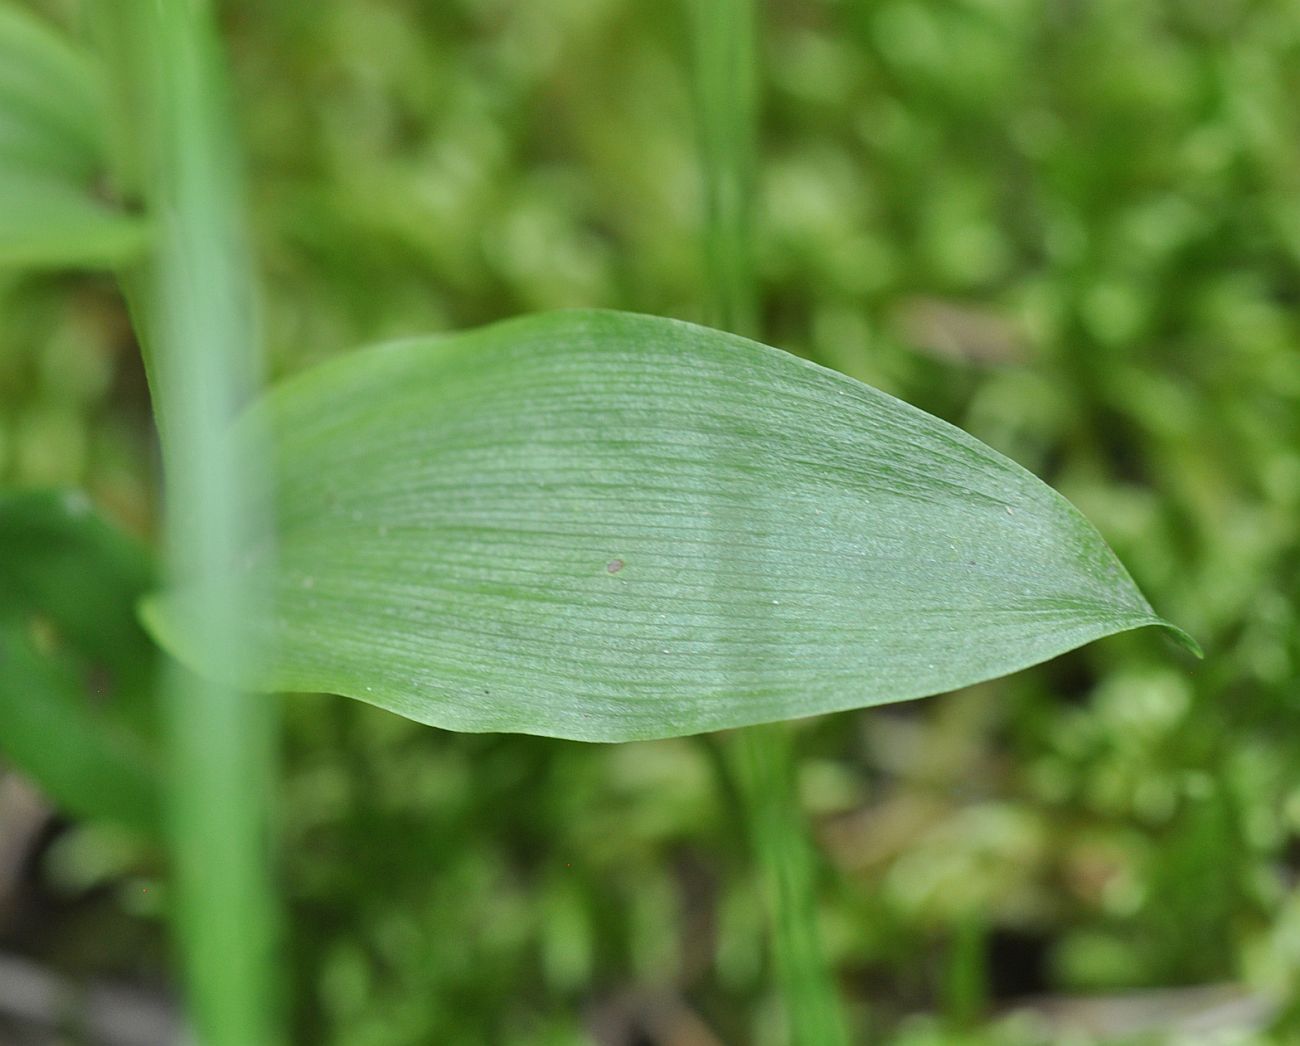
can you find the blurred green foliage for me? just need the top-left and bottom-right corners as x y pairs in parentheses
(2, 0), (1299, 1042)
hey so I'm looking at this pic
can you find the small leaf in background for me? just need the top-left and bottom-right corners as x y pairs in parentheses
(0, 170), (149, 269)
(0, 2), (102, 180)
(146, 310), (1197, 742)
(0, 489), (161, 830)
(0, 2), (148, 269)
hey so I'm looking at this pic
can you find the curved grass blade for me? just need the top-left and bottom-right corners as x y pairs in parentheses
(145, 309), (1197, 742)
(110, 2), (282, 1042)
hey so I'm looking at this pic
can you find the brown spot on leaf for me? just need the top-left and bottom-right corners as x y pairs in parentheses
(86, 664), (115, 705)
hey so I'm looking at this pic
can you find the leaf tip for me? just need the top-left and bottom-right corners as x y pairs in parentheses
(1157, 620), (1203, 659)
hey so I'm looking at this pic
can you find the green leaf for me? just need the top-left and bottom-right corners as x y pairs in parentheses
(0, 170), (149, 268)
(0, 2), (102, 180)
(0, 621), (159, 831)
(0, 3), (148, 269)
(0, 489), (161, 829)
(145, 310), (1198, 742)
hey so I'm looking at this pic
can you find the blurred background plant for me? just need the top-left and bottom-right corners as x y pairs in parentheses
(0, 0), (1297, 1043)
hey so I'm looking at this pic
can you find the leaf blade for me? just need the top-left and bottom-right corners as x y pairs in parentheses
(0, 1), (104, 180)
(0, 489), (161, 830)
(0, 171), (149, 269)
(148, 309), (1194, 741)
(0, 5), (148, 269)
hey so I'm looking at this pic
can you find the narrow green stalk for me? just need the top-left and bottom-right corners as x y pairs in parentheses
(687, 0), (759, 336)
(96, 4), (280, 1044)
(686, 3), (849, 1043)
(731, 725), (849, 1045)
(943, 911), (988, 1029)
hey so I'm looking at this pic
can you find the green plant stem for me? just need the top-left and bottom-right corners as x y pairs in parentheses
(687, 0), (759, 337)
(686, 2), (848, 1043)
(731, 725), (849, 1045)
(96, 3), (280, 1044)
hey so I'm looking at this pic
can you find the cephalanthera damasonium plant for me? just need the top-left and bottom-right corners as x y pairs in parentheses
(0, 2), (1196, 1042)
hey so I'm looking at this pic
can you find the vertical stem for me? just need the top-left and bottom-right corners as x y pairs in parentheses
(943, 911), (988, 1029)
(98, 3), (280, 1044)
(686, 3), (849, 1043)
(731, 725), (848, 1045)
(687, 0), (759, 337)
